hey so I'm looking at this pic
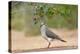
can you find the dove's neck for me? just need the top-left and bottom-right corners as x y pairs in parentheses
(40, 24), (46, 37)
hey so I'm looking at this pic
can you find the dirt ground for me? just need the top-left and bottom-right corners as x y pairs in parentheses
(11, 28), (78, 52)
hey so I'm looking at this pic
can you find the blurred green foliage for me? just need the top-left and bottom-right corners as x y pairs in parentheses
(10, 1), (78, 36)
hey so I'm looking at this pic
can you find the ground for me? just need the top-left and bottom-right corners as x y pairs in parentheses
(11, 28), (78, 52)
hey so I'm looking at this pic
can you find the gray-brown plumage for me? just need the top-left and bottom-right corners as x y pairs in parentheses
(40, 22), (66, 48)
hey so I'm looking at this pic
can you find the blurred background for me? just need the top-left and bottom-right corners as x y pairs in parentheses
(11, 1), (78, 36)
(10, 1), (78, 52)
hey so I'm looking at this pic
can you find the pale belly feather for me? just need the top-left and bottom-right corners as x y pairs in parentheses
(40, 25), (52, 42)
